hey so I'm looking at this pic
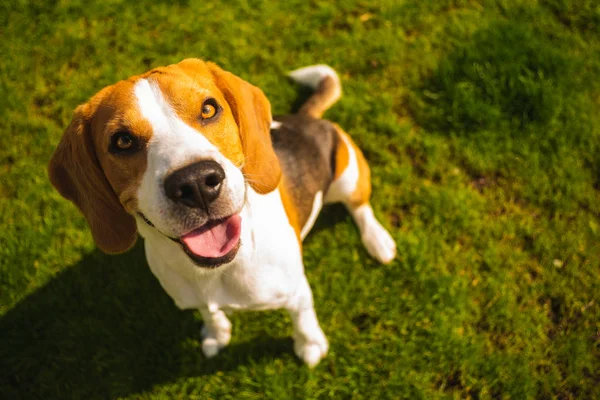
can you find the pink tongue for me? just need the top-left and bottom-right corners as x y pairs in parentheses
(181, 215), (242, 258)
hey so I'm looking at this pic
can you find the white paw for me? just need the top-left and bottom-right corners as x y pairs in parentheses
(294, 331), (329, 368)
(361, 220), (397, 264)
(201, 323), (231, 358)
(201, 337), (221, 358)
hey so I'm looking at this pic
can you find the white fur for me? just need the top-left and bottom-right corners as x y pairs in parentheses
(324, 131), (397, 263)
(351, 204), (397, 264)
(289, 65), (341, 118)
(135, 79), (246, 238)
(325, 132), (358, 204)
(288, 64), (340, 90)
(137, 188), (328, 366)
(300, 191), (323, 240)
(134, 80), (328, 366)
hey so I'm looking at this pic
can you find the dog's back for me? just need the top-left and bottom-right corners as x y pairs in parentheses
(269, 66), (343, 240)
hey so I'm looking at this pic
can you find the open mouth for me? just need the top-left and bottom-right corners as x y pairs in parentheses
(179, 214), (242, 267)
(139, 212), (242, 268)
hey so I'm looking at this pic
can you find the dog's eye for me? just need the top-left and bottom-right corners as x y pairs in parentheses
(116, 134), (133, 150)
(201, 98), (219, 120)
(110, 131), (138, 154)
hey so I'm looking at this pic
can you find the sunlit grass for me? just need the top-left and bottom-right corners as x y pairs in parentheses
(1, 0), (599, 398)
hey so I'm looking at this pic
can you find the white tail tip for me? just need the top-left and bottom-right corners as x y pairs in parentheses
(288, 64), (340, 89)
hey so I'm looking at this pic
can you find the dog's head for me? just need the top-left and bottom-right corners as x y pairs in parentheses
(49, 59), (281, 266)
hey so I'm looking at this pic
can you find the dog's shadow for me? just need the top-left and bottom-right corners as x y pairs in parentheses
(0, 205), (351, 398)
(0, 242), (293, 399)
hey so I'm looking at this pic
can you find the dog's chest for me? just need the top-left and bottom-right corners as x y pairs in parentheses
(142, 188), (305, 311)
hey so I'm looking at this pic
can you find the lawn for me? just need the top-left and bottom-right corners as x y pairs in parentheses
(1, 0), (599, 398)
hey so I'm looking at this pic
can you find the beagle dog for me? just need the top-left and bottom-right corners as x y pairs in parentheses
(49, 59), (396, 367)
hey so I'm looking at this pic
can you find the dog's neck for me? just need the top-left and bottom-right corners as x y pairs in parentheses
(135, 187), (305, 311)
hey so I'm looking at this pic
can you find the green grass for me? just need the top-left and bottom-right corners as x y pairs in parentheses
(1, 0), (599, 398)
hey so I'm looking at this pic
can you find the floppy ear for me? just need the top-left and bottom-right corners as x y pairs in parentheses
(207, 63), (281, 194)
(48, 103), (137, 254)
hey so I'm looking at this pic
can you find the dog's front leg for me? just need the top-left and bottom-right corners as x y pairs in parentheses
(287, 278), (329, 368)
(199, 307), (232, 358)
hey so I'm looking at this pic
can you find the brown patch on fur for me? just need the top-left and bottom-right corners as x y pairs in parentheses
(146, 59), (281, 193)
(48, 81), (147, 253)
(207, 61), (281, 194)
(278, 175), (302, 247)
(298, 75), (341, 119)
(333, 125), (372, 208)
(350, 138), (372, 207)
(270, 116), (339, 242)
(333, 125), (350, 180)
(92, 81), (153, 209)
(147, 60), (245, 169)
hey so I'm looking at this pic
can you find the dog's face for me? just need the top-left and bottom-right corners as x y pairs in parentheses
(49, 59), (281, 265)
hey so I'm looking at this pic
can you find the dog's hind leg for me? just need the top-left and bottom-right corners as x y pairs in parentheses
(199, 307), (232, 358)
(325, 125), (397, 264)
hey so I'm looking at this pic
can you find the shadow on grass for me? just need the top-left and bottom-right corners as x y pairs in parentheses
(307, 203), (350, 238)
(0, 242), (293, 399)
(289, 84), (315, 115)
(0, 205), (353, 398)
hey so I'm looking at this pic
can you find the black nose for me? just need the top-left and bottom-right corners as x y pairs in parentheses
(164, 160), (226, 209)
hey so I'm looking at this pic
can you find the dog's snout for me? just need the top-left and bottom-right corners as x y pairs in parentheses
(165, 160), (226, 208)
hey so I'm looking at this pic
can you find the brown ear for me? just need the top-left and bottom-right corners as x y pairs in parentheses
(207, 63), (281, 194)
(48, 103), (137, 254)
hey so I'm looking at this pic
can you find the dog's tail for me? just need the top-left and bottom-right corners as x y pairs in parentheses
(288, 65), (341, 119)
